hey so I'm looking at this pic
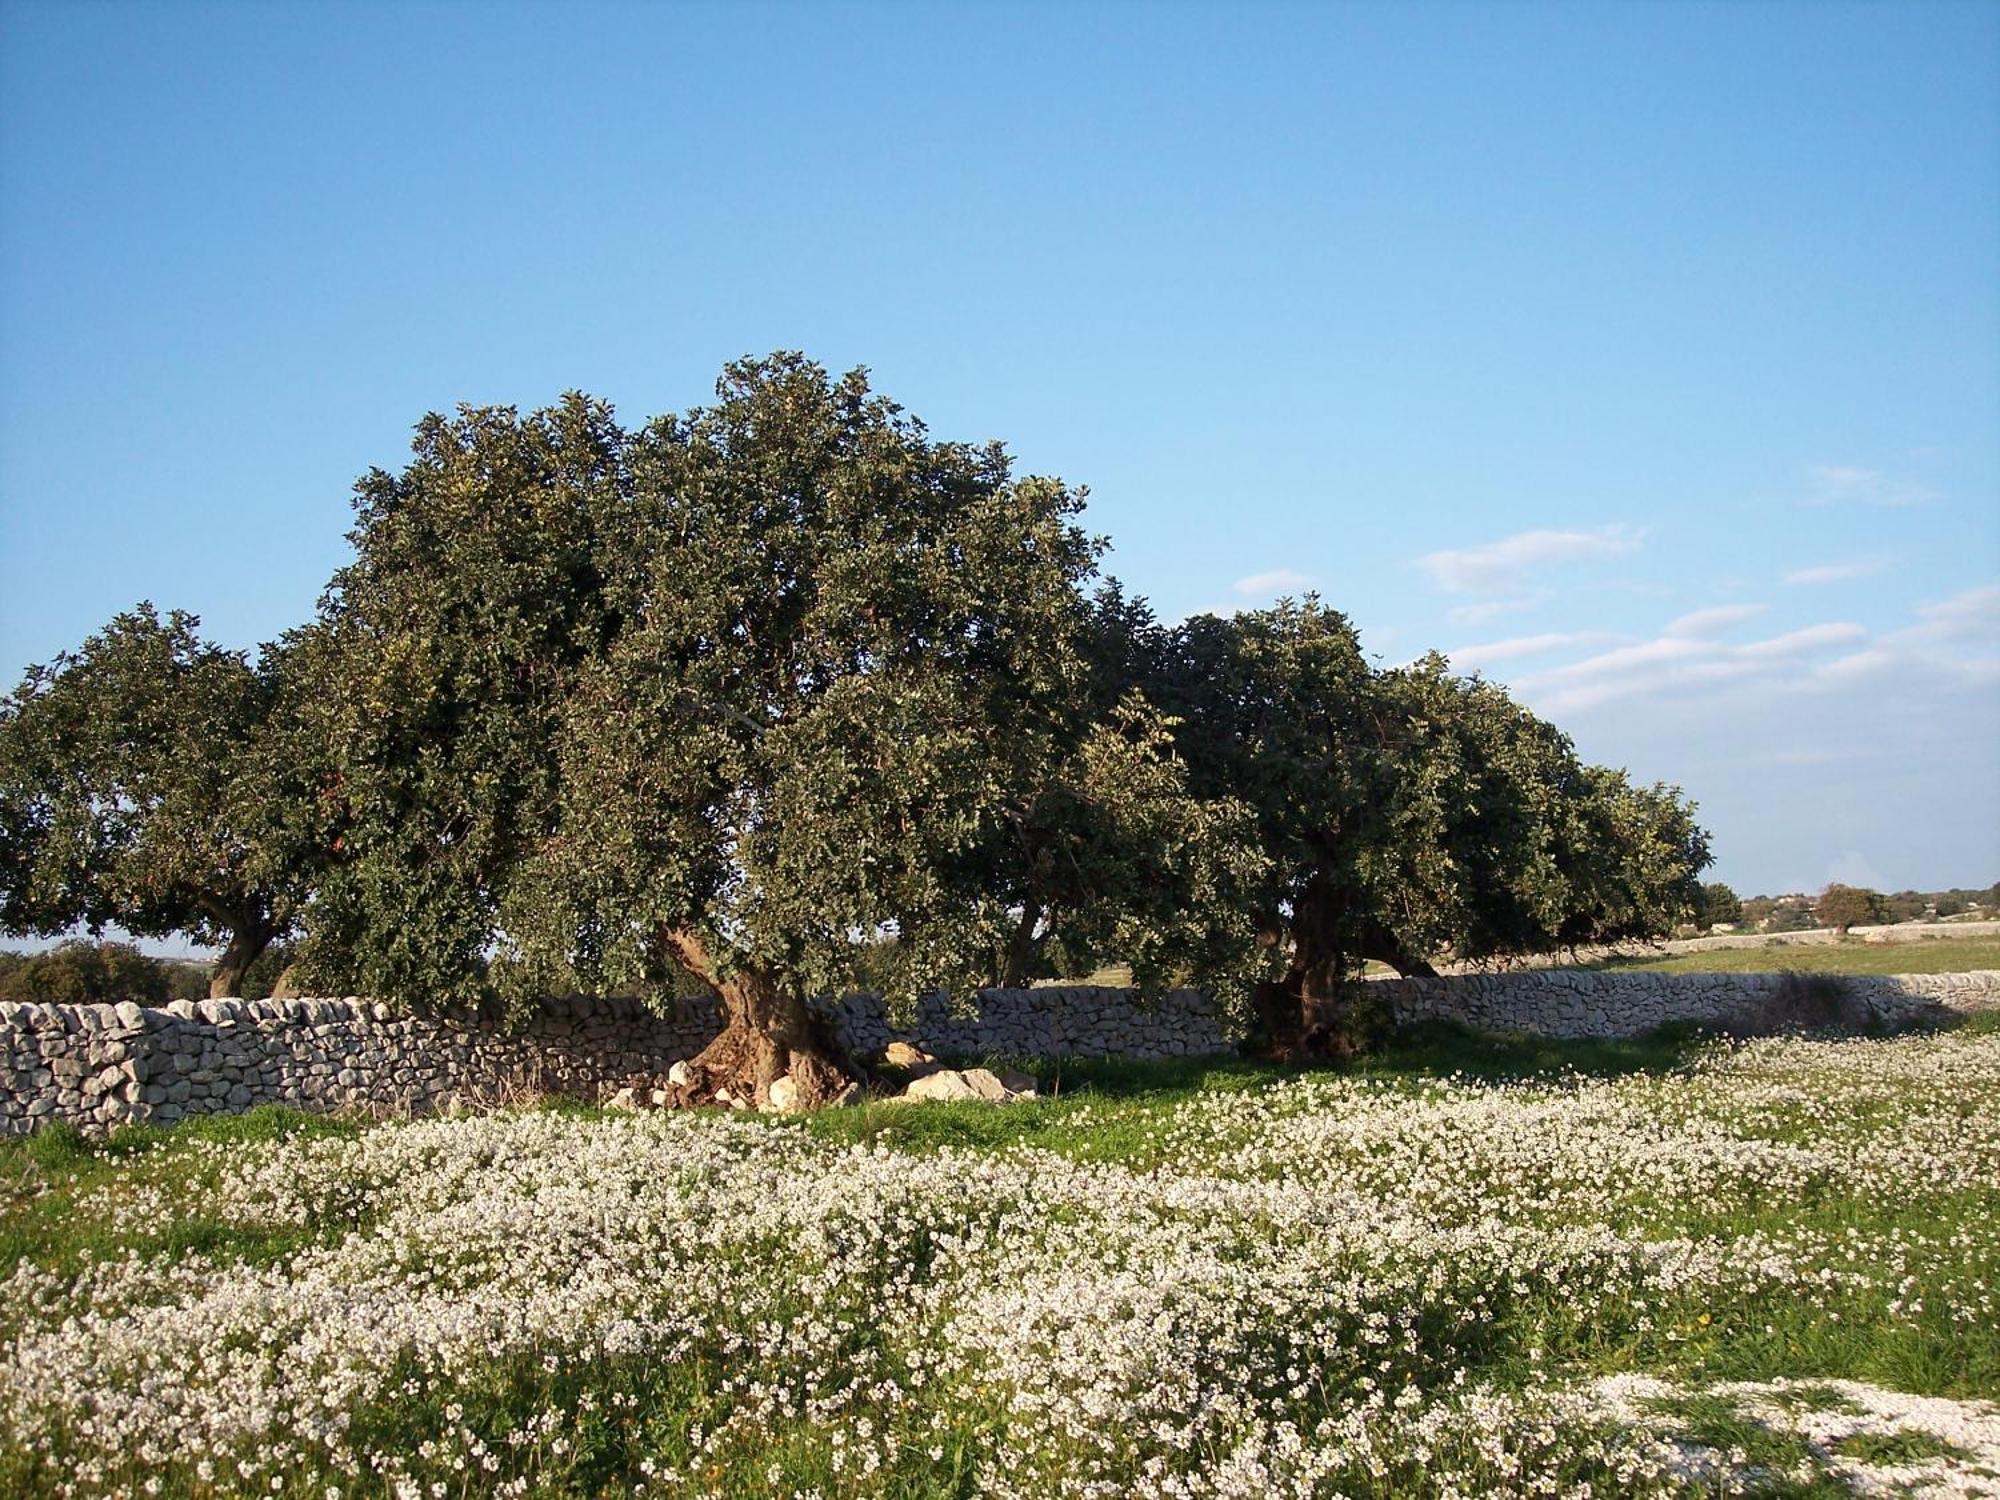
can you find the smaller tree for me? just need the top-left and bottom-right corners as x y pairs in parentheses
(1816, 883), (1887, 934)
(0, 607), (316, 996)
(1696, 880), (1743, 928)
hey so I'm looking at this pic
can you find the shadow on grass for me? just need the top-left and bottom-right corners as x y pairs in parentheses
(945, 1019), (1715, 1105)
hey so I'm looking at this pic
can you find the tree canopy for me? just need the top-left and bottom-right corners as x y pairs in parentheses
(1147, 597), (1710, 1053)
(304, 355), (1268, 1103)
(1816, 883), (1888, 934)
(0, 606), (313, 996)
(1696, 881), (1744, 928)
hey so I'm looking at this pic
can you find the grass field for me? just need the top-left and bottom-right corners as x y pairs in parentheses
(3, 1019), (1998, 1497)
(1583, 935), (2000, 977)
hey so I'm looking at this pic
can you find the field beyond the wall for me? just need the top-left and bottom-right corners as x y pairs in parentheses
(1583, 934), (2000, 977)
(3, 1021), (1998, 1498)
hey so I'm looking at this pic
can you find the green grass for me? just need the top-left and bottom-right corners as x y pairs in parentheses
(0, 1105), (363, 1277)
(1581, 934), (2000, 976)
(1831, 1428), (1973, 1466)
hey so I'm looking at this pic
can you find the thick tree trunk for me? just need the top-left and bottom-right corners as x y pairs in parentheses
(209, 921), (274, 999)
(997, 904), (1043, 989)
(660, 929), (855, 1109)
(1251, 885), (1393, 1062)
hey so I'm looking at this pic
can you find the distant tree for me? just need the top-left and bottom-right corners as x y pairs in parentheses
(309, 356), (1268, 1105)
(1765, 902), (1814, 933)
(0, 607), (317, 996)
(1696, 880), (1743, 928)
(1816, 883), (1888, 934)
(1880, 889), (1927, 924)
(0, 940), (171, 1006)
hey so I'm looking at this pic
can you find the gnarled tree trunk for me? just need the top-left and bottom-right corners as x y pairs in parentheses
(660, 929), (856, 1109)
(1252, 884), (1393, 1062)
(209, 919), (276, 999)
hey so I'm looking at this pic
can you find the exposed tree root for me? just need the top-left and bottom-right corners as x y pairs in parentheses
(667, 1018), (859, 1110)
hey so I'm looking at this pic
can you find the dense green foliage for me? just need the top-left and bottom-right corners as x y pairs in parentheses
(1696, 880), (1744, 927)
(0, 941), (174, 1006)
(0, 354), (1714, 1063)
(1146, 598), (1708, 1050)
(0, 607), (316, 996)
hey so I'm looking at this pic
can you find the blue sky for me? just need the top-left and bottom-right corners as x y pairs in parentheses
(1, 0), (1995, 898)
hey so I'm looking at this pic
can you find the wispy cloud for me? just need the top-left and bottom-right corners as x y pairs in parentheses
(1416, 525), (1643, 596)
(1806, 464), (1933, 507)
(1514, 619), (1869, 715)
(1231, 568), (1314, 597)
(1783, 559), (1888, 587)
(1447, 595), (1545, 626)
(1735, 622), (1868, 659)
(1906, 583), (2000, 644)
(1444, 631), (1622, 670)
(1533, 635), (1713, 687)
(1664, 603), (1768, 638)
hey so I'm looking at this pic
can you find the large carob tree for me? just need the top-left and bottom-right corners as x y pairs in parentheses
(319, 355), (1267, 1105)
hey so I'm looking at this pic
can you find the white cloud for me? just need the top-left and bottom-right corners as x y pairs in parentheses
(1906, 583), (2000, 644)
(1447, 595), (1544, 626)
(1444, 631), (1621, 670)
(1783, 559), (1888, 586)
(1536, 614), (2000, 894)
(1806, 464), (1932, 507)
(1535, 635), (1712, 686)
(1813, 648), (1898, 682)
(1810, 464), (1880, 495)
(1734, 622), (1868, 660)
(1416, 525), (1643, 595)
(1664, 603), (1769, 638)
(1231, 568), (1314, 597)
(1513, 620), (1871, 716)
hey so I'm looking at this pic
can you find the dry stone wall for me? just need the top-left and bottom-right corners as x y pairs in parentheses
(0, 994), (717, 1137)
(1372, 969), (2000, 1039)
(0, 986), (1227, 1137)
(3, 972), (1996, 1135)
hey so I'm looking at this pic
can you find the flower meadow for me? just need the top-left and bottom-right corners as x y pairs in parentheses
(2, 1023), (1998, 1499)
